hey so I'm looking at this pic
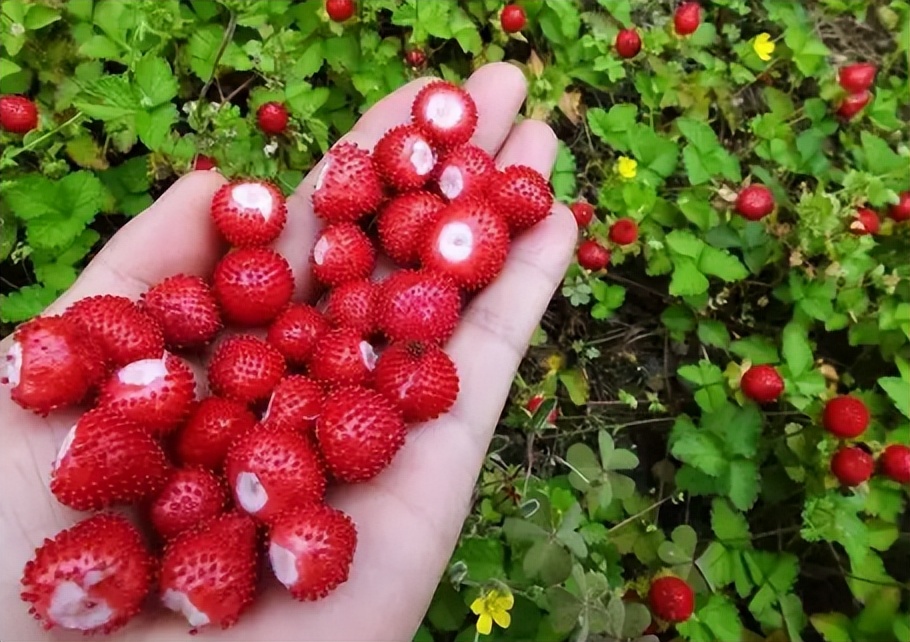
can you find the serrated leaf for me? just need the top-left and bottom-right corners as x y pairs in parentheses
(587, 104), (637, 151)
(698, 245), (748, 282)
(0, 284), (57, 323)
(134, 55), (178, 107)
(878, 376), (910, 418)
(696, 541), (736, 591)
(671, 429), (727, 477)
(782, 321), (814, 377)
(711, 498), (751, 547)
(721, 459), (760, 510)
(670, 258), (710, 296)
(810, 612), (853, 642)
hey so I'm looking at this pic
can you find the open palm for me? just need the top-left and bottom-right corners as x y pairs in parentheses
(0, 62), (577, 642)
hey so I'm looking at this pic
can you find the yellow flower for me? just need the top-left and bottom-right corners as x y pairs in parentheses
(616, 156), (637, 180)
(753, 33), (775, 62)
(470, 588), (514, 635)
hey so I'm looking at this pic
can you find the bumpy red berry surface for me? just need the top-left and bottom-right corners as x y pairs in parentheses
(740, 364), (784, 404)
(889, 191), (910, 222)
(141, 275), (222, 348)
(307, 328), (378, 387)
(850, 207), (880, 235)
(325, 0), (355, 22)
(98, 352), (197, 437)
(830, 446), (874, 486)
(262, 375), (324, 434)
(837, 91), (871, 120)
(194, 154), (217, 170)
(674, 2), (702, 36)
(500, 4), (526, 33)
(880, 444), (910, 484)
(377, 270), (461, 344)
(838, 63), (876, 94)
(735, 184), (775, 221)
(257, 101), (289, 135)
(150, 468), (228, 540)
(615, 29), (642, 58)
(213, 248), (294, 326)
(208, 335), (286, 404)
(311, 222), (376, 287)
(50, 407), (170, 511)
(489, 165), (554, 233)
(421, 198), (510, 290)
(411, 81), (478, 148)
(210, 180), (288, 247)
(316, 385), (407, 482)
(378, 191), (447, 265)
(324, 278), (379, 336)
(609, 218), (639, 245)
(822, 395), (870, 439)
(175, 397), (257, 470)
(4, 316), (106, 415)
(405, 48), (426, 68)
(374, 342), (459, 423)
(159, 512), (258, 630)
(20, 514), (155, 634)
(0, 94), (39, 133)
(373, 124), (437, 191)
(63, 295), (164, 368)
(570, 201), (595, 228)
(434, 144), (496, 203)
(648, 575), (694, 623)
(267, 304), (330, 366)
(577, 240), (611, 271)
(312, 142), (383, 222)
(527, 394), (559, 423)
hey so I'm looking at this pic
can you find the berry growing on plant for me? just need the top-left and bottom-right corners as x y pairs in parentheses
(673, 2), (701, 36)
(836, 91), (871, 120)
(489, 165), (554, 233)
(150, 468), (228, 540)
(325, 0), (355, 22)
(570, 201), (595, 228)
(373, 124), (437, 191)
(405, 48), (426, 68)
(378, 191), (447, 265)
(377, 270), (461, 344)
(850, 207), (880, 235)
(63, 295), (164, 368)
(0, 94), (38, 133)
(615, 29), (642, 58)
(141, 275), (222, 348)
(577, 240), (610, 271)
(889, 191), (910, 222)
(838, 63), (876, 94)
(267, 304), (330, 366)
(830, 446), (874, 486)
(312, 142), (383, 222)
(210, 180), (287, 247)
(735, 184), (775, 221)
(609, 218), (639, 245)
(208, 335), (286, 404)
(175, 397), (257, 470)
(500, 4), (527, 33)
(526, 394), (558, 423)
(411, 81), (478, 148)
(374, 342), (459, 423)
(434, 144), (496, 202)
(311, 222), (376, 287)
(213, 248), (294, 326)
(822, 395), (870, 439)
(256, 101), (289, 135)
(648, 575), (694, 623)
(879, 444), (910, 484)
(740, 364), (784, 404)
(194, 154), (217, 170)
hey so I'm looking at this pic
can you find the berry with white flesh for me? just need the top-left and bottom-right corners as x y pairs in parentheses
(213, 248), (294, 327)
(411, 81), (478, 148)
(823, 395), (870, 439)
(225, 426), (326, 523)
(850, 207), (880, 235)
(316, 386), (406, 483)
(141, 275), (222, 349)
(312, 142), (383, 223)
(377, 270), (461, 344)
(98, 352), (196, 437)
(257, 101), (289, 135)
(150, 468), (228, 540)
(20, 514), (155, 634)
(648, 575), (694, 623)
(268, 505), (357, 601)
(577, 240), (611, 271)
(208, 335), (286, 405)
(374, 342), (459, 423)
(837, 91), (871, 120)
(175, 397), (257, 471)
(307, 328), (378, 387)
(615, 28), (642, 58)
(311, 222), (376, 287)
(838, 63), (876, 94)
(673, 2), (701, 36)
(831, 446), (874, 487)
(211, 180), (288, 247)
(63, 295), (164, 368)
(3, 316), (106, 415)
(378, 191), (447, 265)
(735, 184), (775, 221)
(267, 304), (330, 366)
(159, 513), (258, 631)
(489, 165), (554, 234)
(262, 375), (324, 434)
(434, 143), (496, 202)
(50, 407), (170, 511)
(421, 198), (510, 291)
(880, 444), (910, 484)
(609, 218), (639, 245)
(324, 278), (379, 336)
(740, 364), (784, 404)
(373, 124), (437, 191)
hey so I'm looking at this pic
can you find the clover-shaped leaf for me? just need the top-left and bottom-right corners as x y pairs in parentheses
(566, 431), (640, 513)
(658, 525), (708, 590)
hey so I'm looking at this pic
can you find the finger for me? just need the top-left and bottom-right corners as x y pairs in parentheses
(463, 62), (528, 154)
(45, 171), (228, 314)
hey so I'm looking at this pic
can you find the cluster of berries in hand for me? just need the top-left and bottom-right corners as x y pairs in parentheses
(3, 79), (554, 635)
(569, 200), (639, 272)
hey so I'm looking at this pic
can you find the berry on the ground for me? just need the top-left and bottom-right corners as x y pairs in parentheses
(411, 81), (478, 148)
(175, 397), (257, 470)
(141, 275), (222, 348)
(312, 142), (383, 222)
(648, 575), (694, 623)
(307, 328), (378, 387)
(208, 335), (286, 405)
(577, 240), (610, 271)
(609, 218), (639, 245)
(500, 4), (526, 33)
(213, 248), (294, 326)
(373, 124), (437, 191)
(434, 144), (496, 203)
(378, 191), (447, 266)
(735, 184), (775, 221)
(377, 270), (461, 344)
(740, 364), (784, 404)
(210, 180), (288, 247)
(257, 101), (289, 135)
(879, 444), (910, 484)
(674, 2), (702, 36)
(374, 342), (459, 423)
(311, 222), (376, 287)
(838, 63), (876, 94)
(489, 165), (554, 233)
(150, 468), (228, 540)
(267, 304), (330, 366)
(63, 295), (164, 368)
(822, 395), (870, 439)
(830, 446), (874, 486)
(262, 375), (324, 434)
(616, 29), (642, 58)
(0, 94), (38, 133)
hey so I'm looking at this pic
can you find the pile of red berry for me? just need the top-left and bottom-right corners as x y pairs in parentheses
(3, 79), (554, 635)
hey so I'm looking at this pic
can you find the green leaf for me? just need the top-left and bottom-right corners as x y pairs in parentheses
(24, 4), (61, 30)
(1, 174), (58, 220)
(426, 582), (469, 632)
(0, 284), (57, 323)
(587, 104), (637, 151)
(711, 498), (751, 547)
(545, 586), (583, 633)
(697, 246), (748, 282)
(597, 0), (632, 25)
(878, 376), (910, 419)
(696, 541), (736, 591)
(721, 459), (760, 510)
(730, 335), (780, 364)
(811, 612), (853, 642)
(452, 537), (505, 583)
(670, 417), (727, 476)
(782, 321), (814, 377)
(524, 540), (573, 586)
(136, 104), (178, 151)
(670, 259), (710, 297)
(801, 492), (870, 564)
(551, 142), (577, 203)
(134, 55), (178, 107)
(75, 74), (139, 120)
(34, 263), (77, 290)
(598, 431), (638, 471)
(566, 443), (601, 491)
(558, 368), (589, 406)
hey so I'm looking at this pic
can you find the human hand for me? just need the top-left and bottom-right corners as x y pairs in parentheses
(0, 62), (577, 642)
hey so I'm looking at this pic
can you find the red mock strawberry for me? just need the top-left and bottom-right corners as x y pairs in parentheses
(3, 316), (106, 415)
(735, 184), (774, 221)
(141, 275), (222, 349)
(324, 278), (379, 336)
(880, 444), (910, 484)
(268, 505), (357, 601)
(838, 63), (876, 94)
(527, 394), (558, 423)
(648, 575), (694, 623)
(175, 397), (257, 470)
(740, 364), (784, 404)
(63, 295), (164, 368)
(374, 342), (459, 423)
(405, 48), (427, 68)
(225, 427), (326, 522)
(256, 101), (289, 136)
(615, 29), (642, 58)
(208, 335), (286, 404)
(421, 198), (510, 290)
(500, 4), (526, 33)
(850, 207), (880, 235)
(378, 191), (447, 265)
(50, 407), (170, 511)
(267, 304), (330, 366)
(307, 328), (378, 386)
(0, 94), (38, 133)
(837, 91), (871, 120)
(194, 154), (217, 170)
(150, 468), (228, 540)
(98, 352), (196, 437)
(159, 512), (258, 631)
(377, 270), (461, 344)
(373, 124), (437, 191)
(326, 0), (355, 22)
(889, 191), (910, 222)
(609, 218), (639, 245)
(673, 2), (701, 36)
(489, 165), (554, 233)
(262, 375), (324, 434)
(434, 143), (496, 202)
(316, 385), (407, 482)
(210, 180), (288, 247)
(822, 395), (870, 439)
(213, 248), (294, 326)
(411, 81), (478, 149)
(570, 201), (595, 228)
(312, 142), (383, 222)
(577, 240), (610, 271)
(831, 446), (874, 486)
(311, 222), (376, 287)
(20, 514), (155, 634)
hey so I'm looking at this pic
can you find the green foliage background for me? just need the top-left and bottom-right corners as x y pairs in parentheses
(2, 1), (909, 641)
